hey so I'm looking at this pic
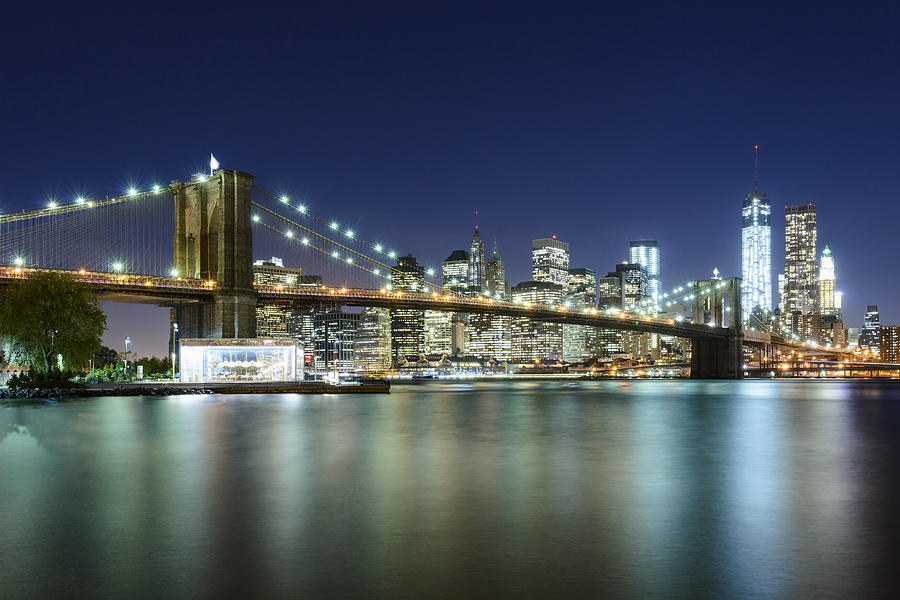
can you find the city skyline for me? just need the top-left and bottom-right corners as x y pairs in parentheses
(2, 4), (899, 355)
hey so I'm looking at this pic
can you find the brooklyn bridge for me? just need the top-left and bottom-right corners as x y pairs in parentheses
(0, 169), (859, 378)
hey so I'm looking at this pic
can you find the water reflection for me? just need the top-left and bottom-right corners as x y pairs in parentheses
(1, 381), (899, 598)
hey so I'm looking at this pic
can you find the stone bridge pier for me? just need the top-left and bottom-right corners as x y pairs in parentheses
(170, 170), (257, 339)
(690, 276), (744, 379)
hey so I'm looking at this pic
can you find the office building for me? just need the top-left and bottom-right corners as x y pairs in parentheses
(818, 246), (837, 316)
(880, 325), (900, 363)
(312, 309), (360, 375)
(847, 327), (861, 349)
(563, 268), (597, 362)
(354, 307), (392, 372)
(629, 240), (660, 310)
(532, 237), (570, 286)
(510, 281), (564, 363)
(784, 204), (818, 316)
(424, 311), (465, 355)
(468, 227), (486, 293)
(859, 305), (881, 355)
(596, 272), (624, 357)
(741, 146), (773, 317)
(442, 250), (469, 294)
(467, 313), (511, 361)
(390, 254), (426, 363)
(485, 240), (509, 299)
(617, 263), (649, 309)
(252, 257), (321, 337)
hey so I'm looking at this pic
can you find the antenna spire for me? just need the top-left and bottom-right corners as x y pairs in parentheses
(753, 145), (759, 193)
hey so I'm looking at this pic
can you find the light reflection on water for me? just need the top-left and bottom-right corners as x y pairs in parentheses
(1, 380), (899, 599)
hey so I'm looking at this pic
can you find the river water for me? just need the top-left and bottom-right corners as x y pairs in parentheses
(1, 380), (899, 599)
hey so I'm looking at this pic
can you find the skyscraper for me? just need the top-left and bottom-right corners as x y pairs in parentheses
(818, 246), (837, 315)
(784, 204), (818, 317)
(510, 281), (564, 363)
(563, 268), (597, 362)
(312, 309), (360, 375)
(741, 146), (773, 318)
(390, 254), (425, 364)
(880, 326), (900, 363)
(617, 263), (649, 309)
(467, 313), (511, 361)
(252, 257), (321, 337)
(596, 272), (624, 357)
(354, 307), (392, 372)
(859, 305), (881, 355)
(467, 227), (485, 293)
(629, 240), (659, 311)
(485, 240), (508, 299)
(442, 250), (469, 294)
(470, 239), (511, 360)
(532, 237), (570, 286)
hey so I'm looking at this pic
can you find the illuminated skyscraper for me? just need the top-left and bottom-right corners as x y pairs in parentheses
(485, 240), (508, 299)
(469, 240), (511, 360)
(563, 268), (597, 362)
(252, 257), (321, 337)
(741, 146), (772, 318)
(629, 240), (659, 310)
(859, 305), (881, 355)
(532, 237), (570, 286)
(442, 250), (469, 294)
(390, 254), (425, 364)
(880, 326), (900, 363)
(354, 307), (392, 372)
(468, 227), (485, 293)
(818, 246), (837, 315)
(312, 309), (360, 374)
(510, 281), (564, 363)
(784, 204), (818, 315)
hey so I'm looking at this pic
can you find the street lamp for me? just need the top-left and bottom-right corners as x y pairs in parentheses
(124, 336), (131, 381)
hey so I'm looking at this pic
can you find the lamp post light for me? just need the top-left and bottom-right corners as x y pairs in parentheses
(124, 336), (131, 381)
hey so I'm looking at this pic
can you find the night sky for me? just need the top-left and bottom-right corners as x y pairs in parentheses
(3, 3), (899, 357)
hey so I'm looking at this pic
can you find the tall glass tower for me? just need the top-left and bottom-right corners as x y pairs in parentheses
(784, 204), (818, 315)
(818, 245), (836, 315)
(741, 146), (772, 319)
(629, 240), (659, 311)
(467, 227), (485, 294)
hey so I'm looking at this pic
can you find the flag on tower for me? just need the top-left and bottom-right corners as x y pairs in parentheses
(209, 153), (220, 175)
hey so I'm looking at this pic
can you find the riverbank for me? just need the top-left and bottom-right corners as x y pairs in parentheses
(0, 380), (390, 400)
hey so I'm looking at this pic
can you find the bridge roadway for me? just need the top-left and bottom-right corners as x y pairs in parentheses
(0, 266), (861, 362)
(0, 266), (216, 303)
(1, 265), (730, 340)
(256, 285), (733, 340)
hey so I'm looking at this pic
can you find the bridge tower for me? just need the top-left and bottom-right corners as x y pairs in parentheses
(170, 170), (257, 338)
(690, 276), (743, 379)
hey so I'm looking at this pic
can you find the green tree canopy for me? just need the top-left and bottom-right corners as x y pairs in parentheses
(0, 271), (107, 372)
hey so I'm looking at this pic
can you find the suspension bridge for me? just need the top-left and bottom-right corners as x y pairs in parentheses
(0, 168), (862, 378)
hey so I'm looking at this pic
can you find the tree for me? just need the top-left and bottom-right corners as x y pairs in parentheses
(0, 271), (107, 372)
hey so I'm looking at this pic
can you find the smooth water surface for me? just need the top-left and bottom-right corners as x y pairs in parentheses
(2, 380), (899, 599)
